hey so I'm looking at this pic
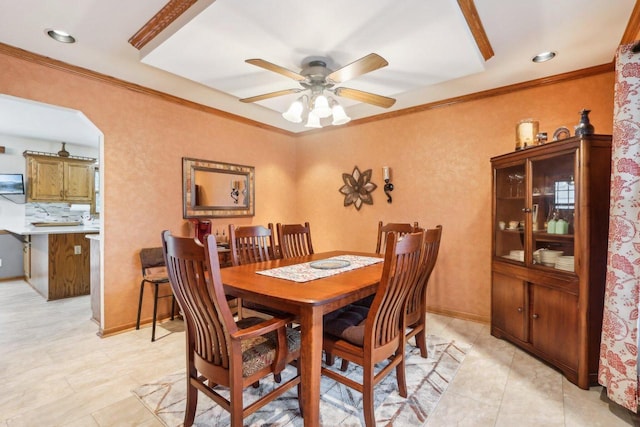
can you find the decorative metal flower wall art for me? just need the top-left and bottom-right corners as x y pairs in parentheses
(339, 166), (378, 210)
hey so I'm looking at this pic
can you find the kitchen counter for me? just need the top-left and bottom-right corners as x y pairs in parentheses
(5, 224), (100, 235)
(6, 223), (100, 301)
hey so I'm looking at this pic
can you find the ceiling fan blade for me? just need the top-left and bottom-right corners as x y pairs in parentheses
(245, 59), (306, 81)
(327, 53), (388, 84)
(334, 87), (396, 108)
(239, 88), (301, 103)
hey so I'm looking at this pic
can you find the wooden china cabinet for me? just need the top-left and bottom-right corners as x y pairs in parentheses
(490, 134), (611, 389)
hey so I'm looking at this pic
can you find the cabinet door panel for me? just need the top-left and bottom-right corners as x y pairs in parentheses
(492, 272), (527, 341)
(48, 233), (90, 299)
(530, 284), (579, 368)
(64, 161), (94, 201)
(29, 157), (64, 201)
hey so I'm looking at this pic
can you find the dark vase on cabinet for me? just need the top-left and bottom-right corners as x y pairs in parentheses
(490, 134), (611, 389)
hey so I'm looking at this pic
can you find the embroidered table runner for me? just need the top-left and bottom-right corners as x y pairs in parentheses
(257, 255), (383, 283)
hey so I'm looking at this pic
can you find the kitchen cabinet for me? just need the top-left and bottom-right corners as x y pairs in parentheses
(490, 134), (611, 389)
(29, 232), (95, 300)
(25, 153), (95, 202)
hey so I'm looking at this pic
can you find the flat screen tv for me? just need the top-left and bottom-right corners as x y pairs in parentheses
(0, 173), (25, 195)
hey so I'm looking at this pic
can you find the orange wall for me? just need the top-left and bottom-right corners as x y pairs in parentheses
(0, 53), (298, 334)
(0, 49), (614, 330)
(296, 72), (614, 321)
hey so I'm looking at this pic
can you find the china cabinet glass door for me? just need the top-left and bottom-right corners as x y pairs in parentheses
(495, 163), (526, 263)
(530, 152), (576, 272)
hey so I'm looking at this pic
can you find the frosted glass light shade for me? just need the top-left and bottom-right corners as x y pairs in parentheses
(331, 104), (351, 125)
(282, 99), (303, 123)
(313, 95), (332, 118)
(304, 111), (322, 128)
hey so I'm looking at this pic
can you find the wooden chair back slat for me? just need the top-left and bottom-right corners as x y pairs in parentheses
(404, 225), (443, 357)
(277, 222), (314, 259)
(375, 221), (419, 254)
(367, 231), (424, 349)
(162, 232), (235, 369)
(229, 224), (277, 266)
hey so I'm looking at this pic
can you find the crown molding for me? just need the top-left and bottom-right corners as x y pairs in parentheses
(0, 42), (614, 138)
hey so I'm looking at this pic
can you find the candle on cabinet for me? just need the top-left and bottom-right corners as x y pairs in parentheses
(382, 166), (390, 181)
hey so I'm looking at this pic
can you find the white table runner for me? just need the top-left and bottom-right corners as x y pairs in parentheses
(257, 255), (383, 283)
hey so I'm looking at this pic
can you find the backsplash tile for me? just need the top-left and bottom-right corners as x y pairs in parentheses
(25, 202), (91, 224)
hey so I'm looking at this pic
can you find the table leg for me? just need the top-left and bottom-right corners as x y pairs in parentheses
(299, 305), (323, 427)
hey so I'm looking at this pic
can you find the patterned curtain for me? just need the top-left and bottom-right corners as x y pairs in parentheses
(598, 42), (640, 412)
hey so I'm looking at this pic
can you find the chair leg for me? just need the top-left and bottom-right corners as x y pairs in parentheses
(236, 297), (243, 319)
(170, 294), (176, 320)
(151, 283), (159, 342)
(325, 352), (335, 366)
(396, 353), (408, 398)
(340, 359), (349, 372)
(135, 280), (145, 330)
(363, 367), (375, 427)
(416, 327), (428, 358)
(184, 380), (198, 427)
(230, 379), (244, 427)
(297, 363), (303, 418)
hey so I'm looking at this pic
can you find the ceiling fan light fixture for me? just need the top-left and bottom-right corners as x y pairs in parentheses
(282, 98), (304, 123)
(304, 111), (322, 128)
(331, 103), (351, 126)
(312, 94), (332, 118)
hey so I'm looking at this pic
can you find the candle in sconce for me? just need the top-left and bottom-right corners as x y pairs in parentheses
(382, 166), (390, 181)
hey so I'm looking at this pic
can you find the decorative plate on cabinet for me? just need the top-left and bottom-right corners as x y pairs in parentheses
(552, 126), (570, 141)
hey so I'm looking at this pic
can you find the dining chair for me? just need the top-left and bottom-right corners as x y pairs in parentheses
(375, 221), (419, 254)
(228, 223), (287, 319)
(161, 230), (301, 427)
(405, 225), (442, 357)
(135, 247), (175, 342)
(277, 222), (314, 259)
(321, 230), (424, 427)
(229, 223), (278, 266)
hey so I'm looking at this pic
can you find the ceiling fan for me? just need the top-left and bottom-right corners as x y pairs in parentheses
(240, 53), (396, 127)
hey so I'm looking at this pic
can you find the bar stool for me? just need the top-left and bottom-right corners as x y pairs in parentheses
(135, 247), (175, 341)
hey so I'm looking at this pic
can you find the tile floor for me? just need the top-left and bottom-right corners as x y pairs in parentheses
(1, 278), (638, 426)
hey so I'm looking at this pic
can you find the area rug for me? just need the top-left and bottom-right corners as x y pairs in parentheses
(133, 335), (469, 426)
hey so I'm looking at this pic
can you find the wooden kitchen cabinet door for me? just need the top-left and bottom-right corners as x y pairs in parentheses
(64, 160), (94, 201)
(48, 233), (91, 300)
(26, 154), (95, 203)
(28, 155), (64, 201)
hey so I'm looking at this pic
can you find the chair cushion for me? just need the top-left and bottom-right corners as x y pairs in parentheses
(144, 266), (168, 282)
(237, 317), (301, 377)
(323, 305), (369, 346)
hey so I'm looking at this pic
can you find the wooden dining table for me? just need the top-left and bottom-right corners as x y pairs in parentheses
(220, 250), (383, 427)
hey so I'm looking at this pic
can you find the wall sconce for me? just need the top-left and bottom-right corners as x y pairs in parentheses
(230, 180), (240, 204)
(382, 166), (393, 203)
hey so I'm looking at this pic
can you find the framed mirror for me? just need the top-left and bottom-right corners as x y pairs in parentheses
(182, 157), (255, 218)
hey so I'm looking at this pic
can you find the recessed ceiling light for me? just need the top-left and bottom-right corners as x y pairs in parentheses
(46, 29), (76, 44)
(532, 51), (556, 63)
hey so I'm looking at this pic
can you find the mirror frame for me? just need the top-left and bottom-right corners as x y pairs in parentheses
(182, 157), (255, 218)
